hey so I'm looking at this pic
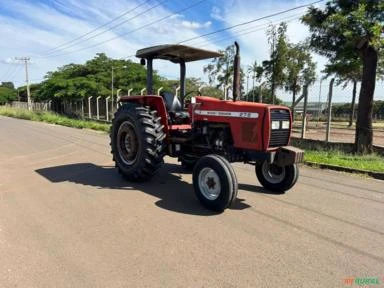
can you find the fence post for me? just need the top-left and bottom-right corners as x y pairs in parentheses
(301, 85), (308, 139)
(224, 84), (231, 100)
(96, 96), (101, 120)
(128, 88), (133, 96)
(88, 96), (93, 118)
(140, 88), (146, 96)
(81, 99), (84, 118)
(106, 96), (110, 122)
(157, 87), (163, 96)
(175, 86), (180, 97)
(115, 89), (122, 110)
(326, 78), (335, 143)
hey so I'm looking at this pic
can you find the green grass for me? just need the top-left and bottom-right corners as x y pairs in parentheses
(305, 150), (384, 173)
(0, 106), (110, 132)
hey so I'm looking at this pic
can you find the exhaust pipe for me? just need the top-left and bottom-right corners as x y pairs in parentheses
(232, 41), (240, 102)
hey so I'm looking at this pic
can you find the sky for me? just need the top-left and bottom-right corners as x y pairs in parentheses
(0, 0), (383, 103)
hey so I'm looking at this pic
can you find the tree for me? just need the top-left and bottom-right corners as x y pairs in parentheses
(247, 61), (263, 102)
(302, 0), (384, 154)
(262, 22), (289, 103)
(204, 44), (236, 89)
(245, 85), (283, 105)
(0, 87), (16, 104)
(1, 82), (15, 90)
(37, 54), (151, 101)
(285, 43), (316, 114)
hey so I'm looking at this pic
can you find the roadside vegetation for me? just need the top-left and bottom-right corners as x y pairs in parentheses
(305, 150), (384, 173)
(0, 106), (109, 132)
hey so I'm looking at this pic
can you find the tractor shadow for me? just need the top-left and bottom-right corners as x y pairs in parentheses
(238, 183), (286, 195)
(35, 162), (251, 216)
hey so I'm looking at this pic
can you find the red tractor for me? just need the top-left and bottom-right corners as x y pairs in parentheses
(110, 42), (303, 212)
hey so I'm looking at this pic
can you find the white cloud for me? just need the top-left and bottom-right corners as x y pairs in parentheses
(210, 6), (226, 22)
(181, 20), (212, 30)
(0, 0), (224, 87)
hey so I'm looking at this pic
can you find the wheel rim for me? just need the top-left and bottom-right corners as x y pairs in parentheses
(261, 162), (285, 184)
(117, 121), (138, 166)
(198, 167), (221, 200)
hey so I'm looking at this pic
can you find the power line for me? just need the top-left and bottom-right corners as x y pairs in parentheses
(41, 0), (162, 56)
(123, 1), (322, 60)
(0, 63), (19, 81)
(187, 13), (303, 48)
(7, 65), (23, 82)
(40, 0), (207, 59)
(123, 8), (308, 59)
(178, 0), (324, 44)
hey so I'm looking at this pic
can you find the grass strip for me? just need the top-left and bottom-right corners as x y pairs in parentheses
(0, 106), (110, 132)
(305, 150), (384, 173)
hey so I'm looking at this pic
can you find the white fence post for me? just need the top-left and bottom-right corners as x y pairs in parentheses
(224, 84), (231, 100)
(96, 96), (101, 120)
(140, 88), (146, 96)
(116, 89), (122, 110)
(106, 96), (110, 122)
(128, 88), (133, 96)
(88, 96), (93, 118)
(157, 87), (163, 96)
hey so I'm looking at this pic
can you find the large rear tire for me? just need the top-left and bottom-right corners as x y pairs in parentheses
(193, 155), (237, 212)
(110, 104), (165, 181)
(255, 161), (299, 193)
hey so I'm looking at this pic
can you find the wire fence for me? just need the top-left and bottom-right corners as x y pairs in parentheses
(7, 97), (384, 147)
(10, 97), (117, 122)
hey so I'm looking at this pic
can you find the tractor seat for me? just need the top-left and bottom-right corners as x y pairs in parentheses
(160, 91), (189, 124)
(161, 91), (182, 112)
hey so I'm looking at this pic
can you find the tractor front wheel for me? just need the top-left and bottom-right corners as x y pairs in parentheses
(193, 155), (238, 212)
(255, 161), (298, 193)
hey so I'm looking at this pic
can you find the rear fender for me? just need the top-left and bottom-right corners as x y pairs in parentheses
(119, 95), (169, 134)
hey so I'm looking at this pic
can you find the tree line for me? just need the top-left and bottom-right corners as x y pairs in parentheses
(1, 0), (382, 154)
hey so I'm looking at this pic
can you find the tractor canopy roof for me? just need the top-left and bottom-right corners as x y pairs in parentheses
(136, 44), (223, 63)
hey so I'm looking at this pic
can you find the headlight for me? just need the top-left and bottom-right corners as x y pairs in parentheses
(281, 120), (290, 129)
(271, 121), (280, 130)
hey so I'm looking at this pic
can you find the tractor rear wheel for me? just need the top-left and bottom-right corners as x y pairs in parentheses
(193, 155), (237, 212)
(110, 104), (165, 181)
(255, 161), (298, 193)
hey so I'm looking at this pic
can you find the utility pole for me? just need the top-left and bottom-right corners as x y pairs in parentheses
(16, 57), (31, 110)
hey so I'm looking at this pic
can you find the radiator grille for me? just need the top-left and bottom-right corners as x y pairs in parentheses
(269, 109), (290, 147)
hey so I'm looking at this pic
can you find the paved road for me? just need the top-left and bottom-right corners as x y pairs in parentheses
(1, 116), (383, 288)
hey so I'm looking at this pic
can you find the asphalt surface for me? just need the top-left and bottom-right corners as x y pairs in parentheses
(1, 115), (383, 288)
